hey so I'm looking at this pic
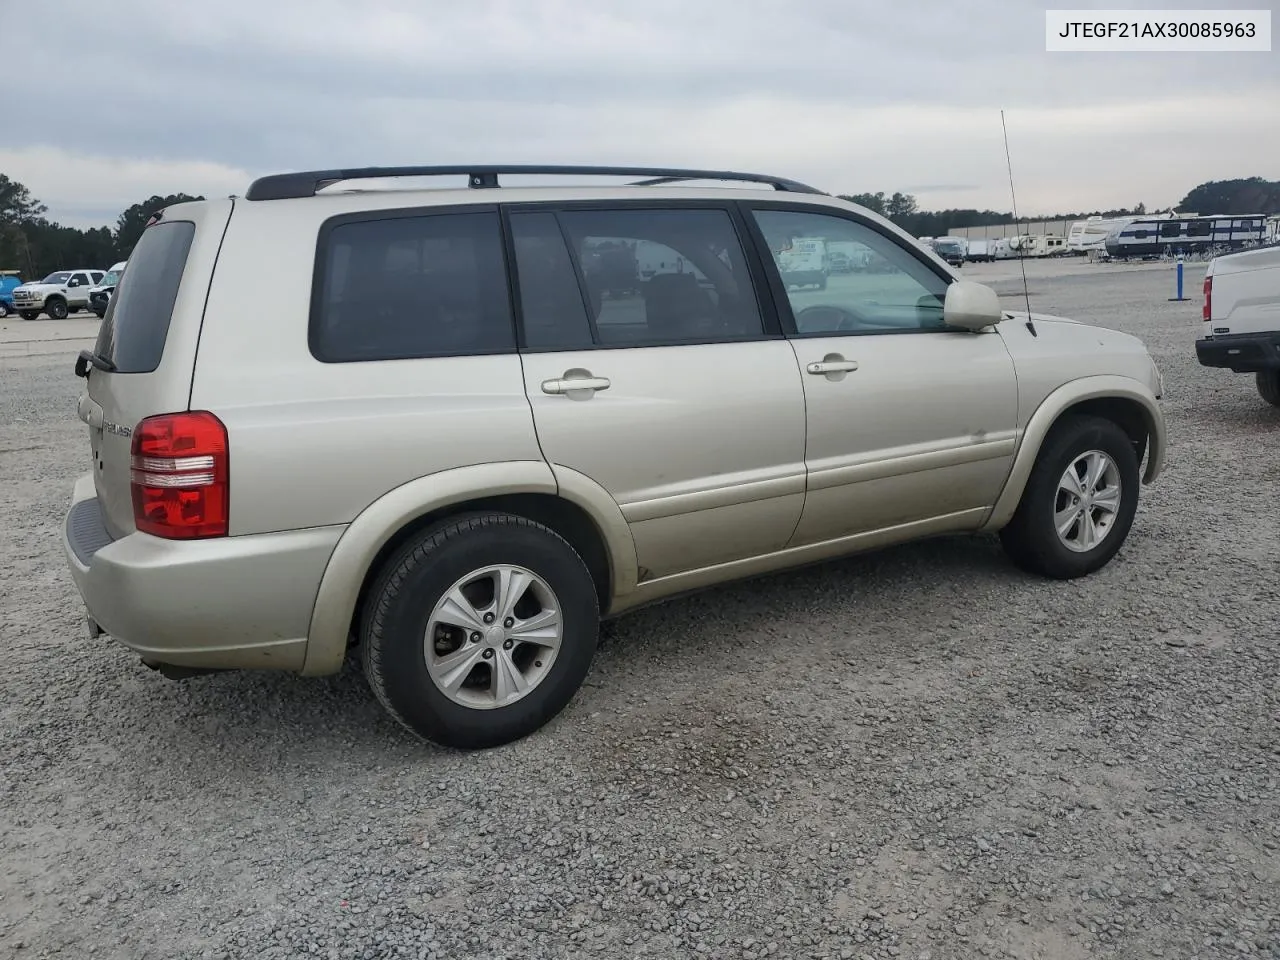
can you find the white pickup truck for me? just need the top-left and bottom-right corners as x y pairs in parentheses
(1196, 243), (1280, 407)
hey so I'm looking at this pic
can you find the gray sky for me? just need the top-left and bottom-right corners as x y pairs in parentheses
(5, 0), (1277, 228)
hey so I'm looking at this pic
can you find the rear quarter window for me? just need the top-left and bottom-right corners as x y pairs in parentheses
(94, 221), (196, 374)
(310, 209), (515, 362)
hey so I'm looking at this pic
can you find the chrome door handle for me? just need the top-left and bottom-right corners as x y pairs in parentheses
(541, 376), (611, 396)
(806, 360), (858, 374)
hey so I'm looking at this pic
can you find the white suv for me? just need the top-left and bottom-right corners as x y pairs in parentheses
(64, 165), (1167, 749)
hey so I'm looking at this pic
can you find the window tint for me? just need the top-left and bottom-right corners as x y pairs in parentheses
(312, 211), (514, 362)
(509, 212), (594, 350)
(94, 220), (195, 374)
(752, 209), (950, 334)
(556, 208), (763, 345)
(1159, 222), (1181, 238)
(1187, 221), (1211, 237)
(72, 272), (91, 286)
(1134, 229), (1150, 239)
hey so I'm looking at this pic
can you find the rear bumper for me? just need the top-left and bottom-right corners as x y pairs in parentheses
(62, 473), (345, 671)
(1196, 332), (1280, 372)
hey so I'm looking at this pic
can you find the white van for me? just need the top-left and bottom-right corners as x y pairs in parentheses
(89, 261), (128, 319)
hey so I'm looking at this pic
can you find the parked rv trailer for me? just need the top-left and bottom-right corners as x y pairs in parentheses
(1067, 216), (1142, 254)
(1104, 215), (1267, 260)
(992, 234), (1068, 259)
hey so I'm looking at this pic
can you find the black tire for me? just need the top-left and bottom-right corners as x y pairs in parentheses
(999, 414), (1140, 579)
(1257, 370), (1280, 408)
(361, 512), (600, 750)
(93, 308), (106, 319)
(19, 310), (39, 321)
(46, 298), (68, 320)
(0, 302), (8, 318)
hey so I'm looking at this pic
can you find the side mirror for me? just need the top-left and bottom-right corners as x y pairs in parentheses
(943, 280), (1003, 331)
(68, 278), (81, 287)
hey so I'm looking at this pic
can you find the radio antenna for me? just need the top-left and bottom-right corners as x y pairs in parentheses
(1001, 109), (1037, 337)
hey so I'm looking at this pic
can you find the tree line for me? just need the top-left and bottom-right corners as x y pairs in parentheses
(840, 177), (1279, 238)
(0, 174), (202, 279)
(2, 172), (1276, 280)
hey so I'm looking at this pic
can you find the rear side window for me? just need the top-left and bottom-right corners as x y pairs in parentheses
(311, 210), (515, 362)
(94, 220), (195, 374)
(556, 208), (764, 346)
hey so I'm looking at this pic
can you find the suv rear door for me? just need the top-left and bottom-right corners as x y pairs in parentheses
(507, 202), (807, 581)
(78, 199), (233, 538)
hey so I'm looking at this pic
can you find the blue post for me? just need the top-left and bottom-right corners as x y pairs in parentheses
(1168, 257), (1188, 301)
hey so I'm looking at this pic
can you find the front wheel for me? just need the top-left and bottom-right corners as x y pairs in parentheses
(1258, 370), (1280, 408)
(19, 310), (39, 321)
(361, 513), (600, 750)
(999, 415), (1140, 579)
(46, 298), (69, 320)
(0, 302), (8, 318)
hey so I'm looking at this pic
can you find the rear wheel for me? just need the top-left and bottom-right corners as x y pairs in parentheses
(1257, 370), (1280, 408)
(46, 298), (68, 320)
(361, 513), (600, 750)
(999, 415), (1140, 579)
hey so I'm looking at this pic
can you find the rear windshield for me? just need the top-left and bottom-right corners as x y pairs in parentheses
(94, 221), (195, 373)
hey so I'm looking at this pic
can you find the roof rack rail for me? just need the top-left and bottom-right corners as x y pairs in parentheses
(243, 164), (826, 201)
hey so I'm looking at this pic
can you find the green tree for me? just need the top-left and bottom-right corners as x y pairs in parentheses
(114, 193), (204, 256)
(837, 192), (887, 216)
(0, 174), (47, 225)
(0, 222), (33, 275)
(1177, 178), (1280, 215)
(885, 191), (918, 219)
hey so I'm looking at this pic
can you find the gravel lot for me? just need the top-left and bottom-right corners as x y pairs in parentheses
(2, 258), (1278, 960)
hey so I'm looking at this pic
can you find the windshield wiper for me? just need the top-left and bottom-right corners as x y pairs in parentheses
(75, 349), (116, 379)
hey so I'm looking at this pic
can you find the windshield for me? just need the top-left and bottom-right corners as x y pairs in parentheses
(934, 241), (961, 253)
(101, 271), (123, 286)
(40, 271), (73, 284)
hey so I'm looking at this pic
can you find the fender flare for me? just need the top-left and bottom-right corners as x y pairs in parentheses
(980, 375), (1166, 531)
(300, 461), (637, 676)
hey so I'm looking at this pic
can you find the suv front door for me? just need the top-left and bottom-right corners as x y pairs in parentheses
(746, 205), (1019, 547)
(508, 203), (807, 581)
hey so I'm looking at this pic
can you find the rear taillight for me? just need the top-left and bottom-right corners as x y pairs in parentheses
(1203, 275), (1212, 322)
(130, 411), (229, 539)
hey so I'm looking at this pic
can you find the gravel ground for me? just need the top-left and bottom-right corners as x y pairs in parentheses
(2, 258), (1278, 960)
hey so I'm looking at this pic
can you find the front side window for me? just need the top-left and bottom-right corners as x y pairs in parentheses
(553, 207), (764, 346)
(752, 208), (951, 334)
(312, 210), (515, 362)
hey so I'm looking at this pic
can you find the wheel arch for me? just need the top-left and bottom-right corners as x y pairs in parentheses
(301, 462), (637, 676)
(982, 376), (1166, 531)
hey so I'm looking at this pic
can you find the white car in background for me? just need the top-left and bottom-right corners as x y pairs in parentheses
(1196, 242), (1280, 406)
(89, 261), (128, 318)
(11, 269), (105, 320)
